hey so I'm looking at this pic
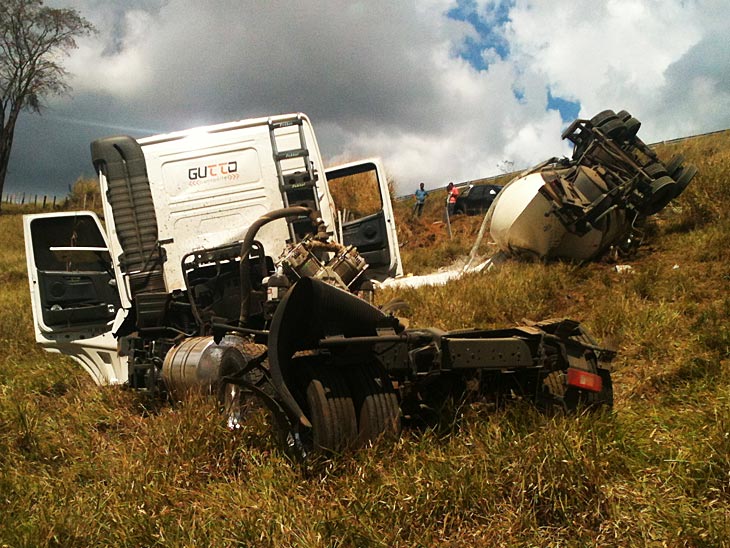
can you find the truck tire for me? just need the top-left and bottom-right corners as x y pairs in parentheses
(590, 110), (617, 126)
(599, 118), (627, 140)
(646, 176), (678, 214)
(665, 154), (685, 178)
(300, 363), (358, 454)
(541, 370), (568, 412)
(644, 162), (668, 179)
(344, 362), (401, 447)
(623, 117), (641, 139)
(671, 165), (698, 199)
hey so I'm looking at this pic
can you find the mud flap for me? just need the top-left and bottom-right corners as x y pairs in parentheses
(267, 277), (398, 428)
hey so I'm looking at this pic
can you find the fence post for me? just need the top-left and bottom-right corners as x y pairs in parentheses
(21, 192), (26, 204)
(52, 196), (57, 209)
(43, 195), (48, 208)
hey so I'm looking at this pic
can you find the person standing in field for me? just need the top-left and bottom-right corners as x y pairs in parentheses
(413, 183), (427, 217)
(446, 182), (459, 217)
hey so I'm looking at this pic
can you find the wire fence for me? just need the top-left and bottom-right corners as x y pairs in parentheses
(2, 192), (68, 209)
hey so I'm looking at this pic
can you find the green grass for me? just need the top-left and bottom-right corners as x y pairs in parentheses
(2, 133), (730, 546)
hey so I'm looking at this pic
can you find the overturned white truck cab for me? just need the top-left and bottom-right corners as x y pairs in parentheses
(488, 109), (697, 261)
(25, 113), (614, 457)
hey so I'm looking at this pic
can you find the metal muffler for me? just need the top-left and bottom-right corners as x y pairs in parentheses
(161, 336), (246, 399)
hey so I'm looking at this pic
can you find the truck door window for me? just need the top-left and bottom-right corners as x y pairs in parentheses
(327, 167), (384, 223)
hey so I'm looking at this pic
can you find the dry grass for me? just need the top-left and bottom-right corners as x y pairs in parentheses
(2, 133), (730, 546)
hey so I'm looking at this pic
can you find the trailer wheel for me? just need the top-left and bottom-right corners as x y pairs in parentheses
(345, 363), (401, 447)
(643, 162), (668, 179)
(300, 363), (358, 454)
(671, 165), (698, 199)
(646, 175), (678, 214)
(599, 118), (627, 140)
(623, 117), (641, 139)
(665, 154), (685, 178)
(590, 110), (617, 126)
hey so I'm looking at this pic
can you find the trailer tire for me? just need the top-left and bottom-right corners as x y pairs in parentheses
(301, 363), (358, 454)
(665, 154), (685, 178)
(671, 165), (698, 198)
(623, 117), (641, 139)
(599, 118), (627, 139)
(590, 110), (617, 126)
(345, 363), (401, 447)
(644, 162), (668, 179)
(646, 176), (678, 214)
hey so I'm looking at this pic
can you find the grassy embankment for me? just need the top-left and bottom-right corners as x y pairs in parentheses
(1, 132), (730, 546)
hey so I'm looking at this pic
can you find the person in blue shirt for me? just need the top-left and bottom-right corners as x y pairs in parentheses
(414, 182), (427, 217)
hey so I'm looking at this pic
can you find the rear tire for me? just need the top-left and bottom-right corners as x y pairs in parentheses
(298, 363), (358, 454)
(345, 363), (401, 447)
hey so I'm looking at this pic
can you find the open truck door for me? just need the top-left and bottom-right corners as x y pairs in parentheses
(326, 158), (403, 281)
(23, 211), (126, 385)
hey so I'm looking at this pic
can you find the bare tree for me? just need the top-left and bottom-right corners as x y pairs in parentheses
(0, 0), (93, 210)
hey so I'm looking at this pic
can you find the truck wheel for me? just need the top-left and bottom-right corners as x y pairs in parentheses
(643, 162), (668, 179)
(665, 154), (685, 178)
(623, 117), (641, 139)
(646, 176), (678, 214)
(345, 363), (401, 447)
(541, 371), (568, 412)
(671, 165), (698, 199)
(590, 110), (617, 126)
(301, 363), (358, 454)
(599, 118), (627, 140)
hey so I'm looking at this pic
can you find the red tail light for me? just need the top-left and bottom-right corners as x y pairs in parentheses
(566, 368), (603, 392)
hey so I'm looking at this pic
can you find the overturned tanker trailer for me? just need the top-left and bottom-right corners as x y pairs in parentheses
(23, 112), (614, 458)
(488, 109), (698, 261)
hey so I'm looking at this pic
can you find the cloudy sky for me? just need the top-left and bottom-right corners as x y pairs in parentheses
(5, 0), (730, 198)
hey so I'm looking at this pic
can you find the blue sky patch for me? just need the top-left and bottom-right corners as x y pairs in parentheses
(447, 0), (513, 71)
(547, 89), (581, 122)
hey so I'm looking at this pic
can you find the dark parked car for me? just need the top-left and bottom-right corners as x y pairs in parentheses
(454, 184), (503, 215)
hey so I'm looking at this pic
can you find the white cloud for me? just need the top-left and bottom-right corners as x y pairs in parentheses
(11, 0), (730, 197)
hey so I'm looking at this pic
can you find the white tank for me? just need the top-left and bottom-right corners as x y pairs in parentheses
(487, 109), (697, 262)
